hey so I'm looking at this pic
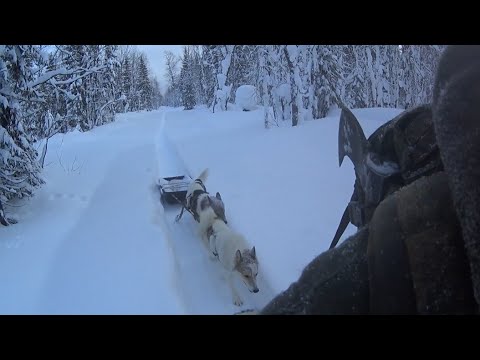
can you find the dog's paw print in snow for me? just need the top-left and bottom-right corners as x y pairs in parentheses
(48, 193), (89, 206)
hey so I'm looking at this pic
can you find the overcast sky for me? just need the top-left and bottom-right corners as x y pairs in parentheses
(137, 45), (183, 94)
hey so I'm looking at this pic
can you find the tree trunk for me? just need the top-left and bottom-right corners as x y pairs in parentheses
(0, 200), (9, 226)
(283, 46), (299, 127)
(40, 138), (49, 168)
(291, 102), (298, 126)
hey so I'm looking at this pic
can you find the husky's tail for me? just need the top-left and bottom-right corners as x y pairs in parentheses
(196, 168), (209, 183)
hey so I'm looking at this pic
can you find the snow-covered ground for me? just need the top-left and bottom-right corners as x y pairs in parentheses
(0, 106), (403, 314)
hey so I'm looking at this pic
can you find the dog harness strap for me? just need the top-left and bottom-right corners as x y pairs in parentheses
(190, 189), (208, 221)
(194, 179), (207, 192)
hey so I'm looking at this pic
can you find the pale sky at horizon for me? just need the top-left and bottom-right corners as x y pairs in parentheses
(137, 45), (184, 94)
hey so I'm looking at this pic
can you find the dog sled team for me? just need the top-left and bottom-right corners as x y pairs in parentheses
(174, 168), (259, 306)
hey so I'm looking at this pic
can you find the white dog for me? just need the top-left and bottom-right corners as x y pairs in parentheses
(177, 168), (257, 306)
(205, 216), (259, 306)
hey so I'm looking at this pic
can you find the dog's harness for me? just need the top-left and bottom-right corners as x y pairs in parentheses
(194, 179), (206, 191)
(189, 189), (208, 222)
(174, 178), (208, 223)
(175, 177), (228, 228)
(183, 179), (208, 222)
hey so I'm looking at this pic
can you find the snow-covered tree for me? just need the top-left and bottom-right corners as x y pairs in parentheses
(342, 45), (367, 108)
(98, 45), (121, 123)
(257, 46), (280, 128)
(199, 45), (218, 108)
(151, 76), (163, 109)
(309, 45), (345, 119)
(0, 45), (44, 217)
(138, 54), (153, 111)
(163, 50), (181, 107)
(168, 44), (443, 126)
(0, 44), (160, 224)
(228, 45), (259, 103)
(179, 47), (196, 110)
(401, 45), (445, 108)
(339, 45), (402, 109)
(186, 46), (207, 106)
(283, 45), (303, 126)
(57, 45), (121, 131)
(211, 45), (235, 112)
(120, 55), (132, 112)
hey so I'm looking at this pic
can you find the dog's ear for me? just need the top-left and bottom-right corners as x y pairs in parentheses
(216, 192), (222, 200)
(235, 249), (242, 265)
(251, 246), (256, 259)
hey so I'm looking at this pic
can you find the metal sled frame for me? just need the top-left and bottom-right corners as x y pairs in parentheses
(157, 174), (199, 222)
(158, 175), (192, 205)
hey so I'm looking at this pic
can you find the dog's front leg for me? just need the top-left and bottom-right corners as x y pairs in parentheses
(197, 227), (210, 249)
(208, 234), (218, 261)
(229, 273), (243, 306)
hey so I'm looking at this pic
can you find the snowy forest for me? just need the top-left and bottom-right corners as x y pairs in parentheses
(1, 45), (444, 223)
(165, 45), (445, 127)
